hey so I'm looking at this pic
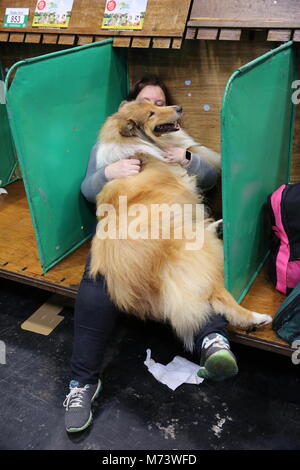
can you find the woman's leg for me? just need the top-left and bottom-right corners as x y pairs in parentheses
(194, 314), (238, 381)
(71, 254), (121, 385)
(194, 314), (229, 354)
(64, 253), (122, 433)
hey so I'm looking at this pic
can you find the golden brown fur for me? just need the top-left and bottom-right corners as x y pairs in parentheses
(90, 101), (272, 350)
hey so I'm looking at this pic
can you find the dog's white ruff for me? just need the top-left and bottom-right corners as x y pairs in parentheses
(95, 140), (165, 169)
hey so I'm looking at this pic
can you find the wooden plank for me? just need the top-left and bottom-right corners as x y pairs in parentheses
(152, 38), (171, 49)
(77, 35), (94, 45)
(172, 38), (183, 49)
(113, 37), (132, 47)
(25, 33), (41, 44)
(228, 330), (292, 357)
(0, 0), (192, 40)
(231, 267), (291, 354)
(189, 0), (300, 29)
(42, 34), (58, 44)
(219, 28), (242, 41)
(0, 268), (78, 298)
(131, 37), (151, 48)
(71, 0), (191, 37)
(293, 30), (300, 41)
(185, 27), (197, 39)
(0, 180), (88, 297)
(57, 35), (76, 45)
(21, 295), (65, 335)
(267, 29), (292, 42)
(95, 35), (111, 42)
(9, 33), (25, 43)
(196, 28), (219, 40)
(0, 32), (9, 42)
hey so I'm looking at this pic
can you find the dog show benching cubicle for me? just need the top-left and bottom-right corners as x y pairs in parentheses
(4, 40), (128, 274)
(1, 1), (300, 357)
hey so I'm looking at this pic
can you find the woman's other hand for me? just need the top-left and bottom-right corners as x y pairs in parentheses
(104, 159), (141, 180)
(163, 147), (188, 165)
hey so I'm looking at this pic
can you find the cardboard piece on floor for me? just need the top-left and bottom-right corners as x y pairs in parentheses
(21, 294), (65, 335)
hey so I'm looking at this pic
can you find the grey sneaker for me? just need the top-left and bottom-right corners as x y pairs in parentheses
(63, 379), (102, 433)
(197, 333), (238, 381)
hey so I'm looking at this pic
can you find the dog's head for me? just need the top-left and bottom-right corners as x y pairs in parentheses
(112, 100), (182, 141)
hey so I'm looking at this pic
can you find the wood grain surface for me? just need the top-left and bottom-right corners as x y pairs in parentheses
(0, 0), (192, 38)
(189, 0), (300, 28)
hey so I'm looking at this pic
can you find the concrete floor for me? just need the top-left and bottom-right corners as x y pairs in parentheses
(0, 277), (300, 451)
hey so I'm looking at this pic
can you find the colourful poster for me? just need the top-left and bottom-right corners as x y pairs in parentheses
(32, 0), (74, 28)
(4, 8), (29, 28)
(101, 0), (148, 30)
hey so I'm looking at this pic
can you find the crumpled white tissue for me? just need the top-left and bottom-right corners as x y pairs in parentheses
(0, 188), (8, 195)
(144, 349), (204, 391)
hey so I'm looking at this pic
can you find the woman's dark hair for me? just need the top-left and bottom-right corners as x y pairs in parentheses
(127, 74), (172, 105)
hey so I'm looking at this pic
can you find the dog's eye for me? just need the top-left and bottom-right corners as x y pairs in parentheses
(149, 111), (155, 118)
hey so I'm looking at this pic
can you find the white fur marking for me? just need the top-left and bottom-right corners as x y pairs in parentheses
(95, 141), (165, 169)
(252, 312), (272, 325)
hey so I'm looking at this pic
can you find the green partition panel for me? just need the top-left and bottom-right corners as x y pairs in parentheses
(0, 63), (18, 187)
(5, 39), (128, 273)
(221, 41), (297, 302)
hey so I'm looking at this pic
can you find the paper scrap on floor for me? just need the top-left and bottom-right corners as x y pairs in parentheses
(144, 349), (204, 391)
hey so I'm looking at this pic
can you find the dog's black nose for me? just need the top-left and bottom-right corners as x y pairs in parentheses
(176, 106), (183, 113)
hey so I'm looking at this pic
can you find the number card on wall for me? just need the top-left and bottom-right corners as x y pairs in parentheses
(101, 0), (148, 30)
(32, 0), (74, 28)
(4, 8), (29, 28)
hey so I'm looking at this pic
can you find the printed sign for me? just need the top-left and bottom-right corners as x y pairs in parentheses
(101, 0), (148, 30)
(3, 8), (29, 28)
(32, 0), (74, 29)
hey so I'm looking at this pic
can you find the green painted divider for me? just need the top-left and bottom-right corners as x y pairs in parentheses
(221, 41), (297, 302)
(5, 40), (128, 273)
(0, 62), (18, 187)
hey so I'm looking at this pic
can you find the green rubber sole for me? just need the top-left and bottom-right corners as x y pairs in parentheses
(197, 350), (239, 382)
(65, 383), (102, 434)
(66, 411), (93, 433)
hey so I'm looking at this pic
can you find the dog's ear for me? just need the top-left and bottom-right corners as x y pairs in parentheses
(118, 100), (128, 111)
(120, 119), (137, 137)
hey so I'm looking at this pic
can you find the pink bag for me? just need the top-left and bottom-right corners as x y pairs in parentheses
(267, 183), (300, 295)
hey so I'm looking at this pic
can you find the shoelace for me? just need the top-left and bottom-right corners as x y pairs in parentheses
(63, 385), (89, 410)
(202, 335), (230, 350)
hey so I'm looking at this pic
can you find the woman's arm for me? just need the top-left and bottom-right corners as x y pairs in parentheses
(81, 144), (141, 203)
(81, 144), (108, 203)
(186, 153), (219, 191)
(164, 146), (220, 191)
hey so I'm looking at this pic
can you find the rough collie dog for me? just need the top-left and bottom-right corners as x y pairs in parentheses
(90, 100), (272, 350)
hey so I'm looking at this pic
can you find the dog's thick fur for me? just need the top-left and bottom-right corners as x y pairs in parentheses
(90, 100), (272, 350)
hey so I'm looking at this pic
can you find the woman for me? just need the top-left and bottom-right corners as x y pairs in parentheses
(63, 75), (238, 433)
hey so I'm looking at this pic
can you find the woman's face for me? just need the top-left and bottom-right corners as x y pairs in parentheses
(136, 85), (166, 107)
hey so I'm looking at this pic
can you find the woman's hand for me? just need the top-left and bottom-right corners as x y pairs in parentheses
(104, 159), (141, 180)
(163, 147), (188, 165)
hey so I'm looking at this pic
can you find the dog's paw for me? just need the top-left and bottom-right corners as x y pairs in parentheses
(251, 312), (273, 327)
